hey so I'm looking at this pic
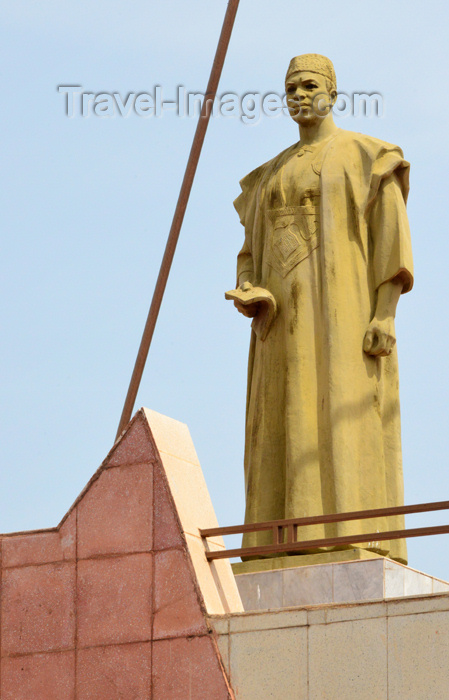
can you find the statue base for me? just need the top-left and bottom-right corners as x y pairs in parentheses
(233, 555), (449, 610)
(232, 547), (383, 575)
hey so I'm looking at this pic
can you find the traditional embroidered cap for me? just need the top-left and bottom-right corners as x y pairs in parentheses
(285, 54), (336, 89)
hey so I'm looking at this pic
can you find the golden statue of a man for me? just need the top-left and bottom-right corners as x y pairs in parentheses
(229, 54), (413, 564)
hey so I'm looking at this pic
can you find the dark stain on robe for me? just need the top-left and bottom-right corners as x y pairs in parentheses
(289, 281), (300, 335)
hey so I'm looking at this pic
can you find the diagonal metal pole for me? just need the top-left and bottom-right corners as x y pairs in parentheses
(116, 0), (240, 440)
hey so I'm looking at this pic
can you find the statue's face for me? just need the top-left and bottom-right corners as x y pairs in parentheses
(285, 71), (336, 125)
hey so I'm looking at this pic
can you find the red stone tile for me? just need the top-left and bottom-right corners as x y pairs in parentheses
(152, 636), (232, 699)
(1, 562), (76, 654)
(107, 416), (155, 467)
(77, 554), (152, 647)
(153, 549), (207, 640)
(77, 464), (152, 558)
(2, 511), (76, 568)
(1, 651), (75, 700)
(153, 465), (183, 551)
(77, 642), (151, 699)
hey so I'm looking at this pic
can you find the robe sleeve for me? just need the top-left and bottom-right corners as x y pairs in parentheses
(234, 182), (255, 285)
(233, 151), (292, 287)
(236, 238), (254, 285)
(369, 172), (414, 293)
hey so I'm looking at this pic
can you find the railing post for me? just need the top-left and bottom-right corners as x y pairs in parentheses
(287, 524), (297, 544)
(272, 525), (284, 545)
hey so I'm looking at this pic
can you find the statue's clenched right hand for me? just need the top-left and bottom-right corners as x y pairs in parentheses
(363, 317), (396, 357)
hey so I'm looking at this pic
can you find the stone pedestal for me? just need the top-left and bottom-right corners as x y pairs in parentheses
(5, 406), (449, 699)
(233, 556), (449, 611)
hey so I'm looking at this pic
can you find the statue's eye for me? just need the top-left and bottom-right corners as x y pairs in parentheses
(305, 83), (317, 90)
(287, 85), (295, 93)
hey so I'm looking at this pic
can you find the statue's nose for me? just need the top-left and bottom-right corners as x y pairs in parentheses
(288, 88), (305, 102)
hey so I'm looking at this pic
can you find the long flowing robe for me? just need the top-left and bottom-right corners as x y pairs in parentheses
(234, 129), (413, 563)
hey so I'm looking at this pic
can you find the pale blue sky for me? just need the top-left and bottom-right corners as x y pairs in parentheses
(2, 0), (449, 579)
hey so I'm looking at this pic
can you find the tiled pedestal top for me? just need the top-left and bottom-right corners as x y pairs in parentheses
(234, 556), (449, 611)
(209, 592), (449, 700)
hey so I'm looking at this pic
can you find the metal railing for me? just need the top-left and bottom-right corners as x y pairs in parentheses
(200, 500), (449, 561)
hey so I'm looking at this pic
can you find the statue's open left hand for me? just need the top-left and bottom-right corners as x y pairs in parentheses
(234, 300), (259, 318)
(363, 317), (396, 357)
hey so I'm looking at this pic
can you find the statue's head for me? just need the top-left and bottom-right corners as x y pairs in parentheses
(285, 54), (337, 125)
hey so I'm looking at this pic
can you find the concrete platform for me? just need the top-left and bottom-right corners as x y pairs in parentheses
(234, 556), (449, 610)
(210, 591), (449, 700)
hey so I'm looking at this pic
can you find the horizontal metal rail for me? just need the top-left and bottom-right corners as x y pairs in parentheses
(204, 524), (449, 561)
(200, 500), (449, 562)
(200, 500), (449, 538)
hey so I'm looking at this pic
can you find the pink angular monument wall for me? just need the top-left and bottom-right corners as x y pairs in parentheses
(0, 409), (237, 699)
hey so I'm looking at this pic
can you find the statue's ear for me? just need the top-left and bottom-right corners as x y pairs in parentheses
(330, 89), (338, 107)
